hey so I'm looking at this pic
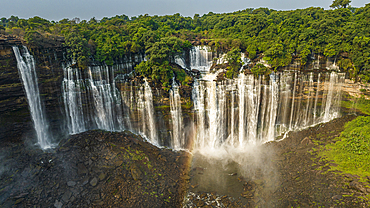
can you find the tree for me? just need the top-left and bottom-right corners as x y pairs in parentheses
(225, 47), (242, 79)
(330, 0), (351, 9)
(251, 63), (270, 77)
(145, 37), (185, 63)
(263, 43), (292, 70)
(64, 30), (90, 69)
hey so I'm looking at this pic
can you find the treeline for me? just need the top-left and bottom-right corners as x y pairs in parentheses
(1, 3), (370, 83)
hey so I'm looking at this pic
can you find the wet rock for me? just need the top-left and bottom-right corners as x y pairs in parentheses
(301, 137), (313, 145)
(131, 164), (142, 181)
(114, 160), (123, 167)
(77, 163), (88, 175)
(14, 198), (24, 204)
(192, 167), (205, 172)
(349, 181), (366, 193)
(61, 190), (72, 202)
(14, 192), (28, 198)
(195, 199), (205, 206)
(332, 195), (342, 200)
(67, 181), (76, 187)
(1, 129), (190, 208)
(98, 173), (106, 181)
(81, 176), (89, 186)
(54, 200), (62, 208)
(70, 188), (80, 196)
(93, 200), (104, 206)
(90, 177), (98, 186)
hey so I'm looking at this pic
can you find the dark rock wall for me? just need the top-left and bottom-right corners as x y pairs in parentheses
(0, 37), (31, 143)
(29, 45), (68, 141)
(0, 35), (66, 144)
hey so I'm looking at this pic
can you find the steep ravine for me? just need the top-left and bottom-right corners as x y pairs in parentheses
(1, 36), (369, 207)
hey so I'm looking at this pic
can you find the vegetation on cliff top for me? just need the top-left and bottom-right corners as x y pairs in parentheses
(1, 2), (370, 83)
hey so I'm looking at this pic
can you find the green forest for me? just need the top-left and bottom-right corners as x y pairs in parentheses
(1, 1), (370, 85)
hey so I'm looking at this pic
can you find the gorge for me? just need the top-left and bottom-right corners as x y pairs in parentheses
(1, 4), (370, 206)
(1, 41), (362, 207)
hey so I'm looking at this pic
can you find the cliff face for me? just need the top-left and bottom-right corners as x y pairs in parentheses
(0, 35), (66, 144)
(0, 36), (346, 147)
(0, 35), (193, 146)
(0, 36), (30, 143)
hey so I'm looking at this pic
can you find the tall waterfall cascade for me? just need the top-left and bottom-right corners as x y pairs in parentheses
(12, 46), (53, 149)
(63, 63), (159, 144)
(62, 48), (345, 151)
(170, 79), (183, 149)
(62, 65), (86, 134)
(14, 45), (345, 152)
(140, 80), (158, 144)
(119, 79), (158, 144)
(62, 64), (126, 134)
(189, 71), (344, 151)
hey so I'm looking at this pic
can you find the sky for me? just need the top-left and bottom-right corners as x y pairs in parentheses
(1, 0), (369, 21)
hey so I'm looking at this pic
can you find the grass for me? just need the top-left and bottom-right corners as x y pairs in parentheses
(155, 105), (170, 110)
(342, 96), (370, 115)
(120, 146), (152, 169)
(319, 116), (370, 179)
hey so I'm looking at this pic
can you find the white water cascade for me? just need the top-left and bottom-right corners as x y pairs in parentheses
(141, 80), (158, 144)
(190, 71), (344, 151)
(118, 79), (159, 145)
(190, 46), (214, 72)
(62, 65), (86, 134)
(170, 79), (183, 149)
(62, 64), (127, 134)
(13, 46), (53, 149)
(61, 49), (345, 152)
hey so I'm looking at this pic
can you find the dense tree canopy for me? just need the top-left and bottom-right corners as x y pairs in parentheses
(2, 3), (370, 83)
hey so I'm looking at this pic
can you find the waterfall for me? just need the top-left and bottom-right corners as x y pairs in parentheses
(323, 72), (344, 122)
(192, 79), (206, 148)
(13, 46), (53, 149)
(60, 51), (344, 151)
(190, 46), (213, 72)
(175, 55), (187, 69)
(117, 79), (159, 145)
(170, 79), (183, 149)
(62, 64), (125, 134)
(62, 65), (86, 134)
(87, 65), (124, 131)
(143, 80), (158, 144)
(191, 71), (344, 150)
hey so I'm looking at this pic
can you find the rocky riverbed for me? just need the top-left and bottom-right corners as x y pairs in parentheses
(1, 115), (370, 208)
(0, 130), (191, 207)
